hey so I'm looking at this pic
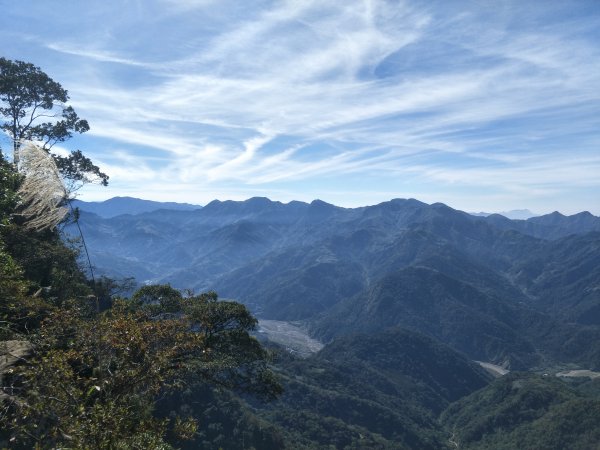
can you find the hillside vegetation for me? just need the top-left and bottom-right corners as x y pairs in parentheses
(0, 157), (281, 448)
(441, 372), (600, 449)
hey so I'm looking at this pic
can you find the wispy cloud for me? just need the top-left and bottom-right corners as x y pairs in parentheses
(45, 43), (153, 68)
(2, 0), (599, 213)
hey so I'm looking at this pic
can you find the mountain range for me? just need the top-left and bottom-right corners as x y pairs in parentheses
(64, 195), (600, 447)
(72, 196), (201, 218)
(67, 196), (600, 371)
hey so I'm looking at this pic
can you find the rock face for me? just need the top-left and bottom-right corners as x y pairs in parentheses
(0, 340), (32, 397)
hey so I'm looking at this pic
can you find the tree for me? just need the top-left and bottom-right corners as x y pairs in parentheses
(0, 57), (108, 188)
(1, 289), (281, 448)
(131, 285), (282, 399)
(0, 193), (282, 447)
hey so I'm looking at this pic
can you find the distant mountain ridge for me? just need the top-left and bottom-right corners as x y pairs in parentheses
(75, 196), (597, 231)
(72, 196), (201, 218)
(471, 209), (539, 220)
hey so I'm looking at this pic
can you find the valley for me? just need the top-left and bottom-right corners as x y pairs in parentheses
(70, 196), (600, 371)
(64, 196), (600, 448)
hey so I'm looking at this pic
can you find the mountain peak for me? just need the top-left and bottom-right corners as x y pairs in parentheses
(572, 211), (594, 218)
(310, 199), (330, 205)
(548, 211), (566, 218)
(310, 199), (335, 208)
(244, 196), (274, 205)
(379, 198), (427, 209)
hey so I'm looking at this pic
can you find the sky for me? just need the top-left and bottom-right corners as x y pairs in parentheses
(1, 0), (599, 214)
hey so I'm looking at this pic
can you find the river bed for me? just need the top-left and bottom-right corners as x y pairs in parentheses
(256, 319), (324, 358)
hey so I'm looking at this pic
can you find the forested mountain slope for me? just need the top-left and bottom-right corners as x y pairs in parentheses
(311, 266), (600, 370)
(250, 327), (491, 449)
(73, 197), (600, 372)
(73, 197), (200, 218)
(441, 372), (600, 450)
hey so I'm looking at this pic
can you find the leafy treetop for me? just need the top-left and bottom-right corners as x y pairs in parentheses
(0, 57), (108, 189)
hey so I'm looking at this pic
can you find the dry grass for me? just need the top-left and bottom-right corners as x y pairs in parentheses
(15, 141), (68, 231)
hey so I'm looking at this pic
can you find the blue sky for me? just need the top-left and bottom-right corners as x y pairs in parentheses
(2, 0), (599, 214)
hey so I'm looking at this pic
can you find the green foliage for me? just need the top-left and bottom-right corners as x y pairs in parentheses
(503, 399), (600, 450)
(54, 149), (109, 189)
(158, 384), (286, 450)
(441, 372), (600, 449)
(1, 222), (91, 301)
(0, 170), (280, 448)
(131, 285), (282, 400)
(0, 281), (281, 448)
(0, 237), (44, 339)
(132, 283), (184, 313)
(245, 328), (492, 449)
(0, 156), (20, 224)
(92, 275), (137, 310)
(0, 57), (85, 149)
(3, 301), (197, 447)
(316, 328), (491, 409)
